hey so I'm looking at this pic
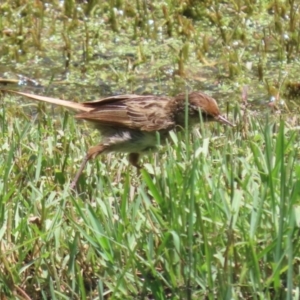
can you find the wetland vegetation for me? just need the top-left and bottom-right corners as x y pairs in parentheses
(0, 0), (300, 299)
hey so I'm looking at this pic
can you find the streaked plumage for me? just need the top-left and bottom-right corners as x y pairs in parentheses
(1, 89), (233, 188)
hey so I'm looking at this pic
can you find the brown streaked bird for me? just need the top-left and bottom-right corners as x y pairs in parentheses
(1, 90), (234, 188)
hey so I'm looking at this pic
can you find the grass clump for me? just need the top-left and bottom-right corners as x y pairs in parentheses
(0, 99), (299, 298)
(1, 0), (300, 298)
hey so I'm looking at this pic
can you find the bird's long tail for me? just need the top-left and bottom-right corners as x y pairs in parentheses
(1, 89), (92, 112)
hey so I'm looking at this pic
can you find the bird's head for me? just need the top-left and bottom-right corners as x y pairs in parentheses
(175, 91), (234, 127)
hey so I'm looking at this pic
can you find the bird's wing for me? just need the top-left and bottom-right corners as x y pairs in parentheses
(1, 90), (176, 131)
(77, 95), (176, 131)
(84, 94), (143, 103)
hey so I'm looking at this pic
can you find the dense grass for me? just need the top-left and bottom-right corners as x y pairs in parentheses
(0, 96), (299, 299)
(1, 0), (300, 299)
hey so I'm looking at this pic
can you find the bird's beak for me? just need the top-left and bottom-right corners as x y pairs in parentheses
(215, 115), (235, 127)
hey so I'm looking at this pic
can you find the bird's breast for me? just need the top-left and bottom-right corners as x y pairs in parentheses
(101, 128), (161, 154)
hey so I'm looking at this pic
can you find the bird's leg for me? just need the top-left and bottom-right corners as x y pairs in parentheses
(70, 144), (107, 190)
(128, 153), (141, 174)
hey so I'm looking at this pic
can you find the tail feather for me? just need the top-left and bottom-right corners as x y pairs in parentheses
(1, 89), (93, 113)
